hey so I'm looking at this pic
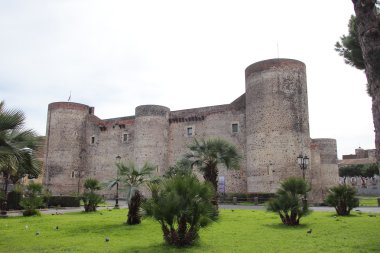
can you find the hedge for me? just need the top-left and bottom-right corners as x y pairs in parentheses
(219, 193), (275, 204)
(7, 191), (23, 210)
(47, 196), (80, 207)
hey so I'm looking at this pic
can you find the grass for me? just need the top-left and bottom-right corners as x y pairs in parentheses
(357, 196), (379, 207)
(0, 209), (379, 253)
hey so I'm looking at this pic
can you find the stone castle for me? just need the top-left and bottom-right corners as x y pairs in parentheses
(44, 58), (339, 202)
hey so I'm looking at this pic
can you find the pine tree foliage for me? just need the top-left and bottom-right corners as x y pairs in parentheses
(335, 15), (365, 70)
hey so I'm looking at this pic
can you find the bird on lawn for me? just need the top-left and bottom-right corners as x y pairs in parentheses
(307, 229), (312, 234)
(56, 226), (59, 230)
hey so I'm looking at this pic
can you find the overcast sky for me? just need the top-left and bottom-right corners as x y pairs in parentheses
(0, 0), (374, 158)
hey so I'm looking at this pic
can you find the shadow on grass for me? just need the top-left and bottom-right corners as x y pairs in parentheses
(111, 241), (205, 253)
(326, 212), (364, 218)
(64, 221), (152, 234)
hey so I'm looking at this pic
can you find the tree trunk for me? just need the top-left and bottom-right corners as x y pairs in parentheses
(203, 166), (218, 207)
(352, 0), (380, 165)
(127, 191), (141, 225)
(1, 172), (10, 213)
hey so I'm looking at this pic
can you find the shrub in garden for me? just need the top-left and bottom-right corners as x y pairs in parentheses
(143, 174), (217, 247)
(20, 182), (43, 216)
(267, 177), (311, 226)
(325, 184), (359, 216)
(82, 178), (103, 212)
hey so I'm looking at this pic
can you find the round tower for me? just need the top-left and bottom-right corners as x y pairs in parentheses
(311, 138), (339, 190)
(45, 102), (90, 194)
(245, 59), (311, 193)
(134, 105), (170, 175)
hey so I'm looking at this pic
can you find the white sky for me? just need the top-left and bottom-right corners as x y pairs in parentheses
(0, 0), (374, 158)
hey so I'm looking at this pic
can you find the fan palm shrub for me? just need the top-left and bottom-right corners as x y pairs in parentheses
(325, 184), (359, 216)
(20, 182), (43, 216)
(185, 138), (241, 207)
(163, 158), (193, 178)
(82, 178), (103, 212)
(117, 162), (154, 225)
(143, 174), (216, 247)
(267, 177), (311, 226)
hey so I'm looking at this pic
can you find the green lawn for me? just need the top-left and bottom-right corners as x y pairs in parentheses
(0, 209), (379, 253)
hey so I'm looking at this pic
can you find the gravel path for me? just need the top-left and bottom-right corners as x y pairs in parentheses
(4, 203), (380, 217)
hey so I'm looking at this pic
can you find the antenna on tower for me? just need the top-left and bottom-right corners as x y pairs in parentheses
(277, 42), (279, 59)
(68, 91), (71, 102)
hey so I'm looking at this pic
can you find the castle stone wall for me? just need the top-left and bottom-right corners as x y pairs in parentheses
(168, 104), (246, 193)
(44, 58), (339, 202)
(85, 116), (135, 198)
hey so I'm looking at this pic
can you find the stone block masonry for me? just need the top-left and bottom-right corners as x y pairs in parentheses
(44, 58), (339, 203)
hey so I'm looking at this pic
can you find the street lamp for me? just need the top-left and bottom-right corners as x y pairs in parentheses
(297, 154), (309, 208)
(297, 154), (309, 180)
(114, 155), (121, 209)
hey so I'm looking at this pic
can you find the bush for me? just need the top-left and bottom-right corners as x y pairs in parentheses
(47, 196), (80, 207)
(22, 209), (40, 216)
(82, 178), (103, 212)
(325, 184), (359, 216)
(143, 174), (217, 247)
(266, 177), (311, 226)
(7, 191), (23, 210)
(82, 193), (103, 212)
(20, 182), (43, 216)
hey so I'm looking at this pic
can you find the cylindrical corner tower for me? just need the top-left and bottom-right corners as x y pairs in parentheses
(134, 105), (170, 175)
(311, 138), (339, 200)
(245, 59), (311, 193)
(45, 102), (90, 194)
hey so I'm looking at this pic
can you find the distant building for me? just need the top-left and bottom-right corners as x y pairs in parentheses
(338, 147), (376, 167)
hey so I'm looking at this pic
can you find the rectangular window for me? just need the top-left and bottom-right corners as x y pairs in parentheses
(91, 136), (95, 144)
(187, 127), (193, 136)
(232, 123), (239, 133)
(123, 133), (129, 142)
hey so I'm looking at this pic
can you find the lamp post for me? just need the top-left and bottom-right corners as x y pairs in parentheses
(297, 154), (309, 180)
(297, 154), (309, 208)
(114, 155), (121, 209)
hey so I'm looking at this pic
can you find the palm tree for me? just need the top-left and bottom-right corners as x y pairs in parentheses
(82, 178), (103, 212)
(185, 138), (241, 206)
(267, 177), (311, 226)
(0, 101), (25, 165)
(0, 102), (42, 214)
(143, 174), (217, 247)
(325, 184), (359, 216)
(117, 161), (154, 225)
